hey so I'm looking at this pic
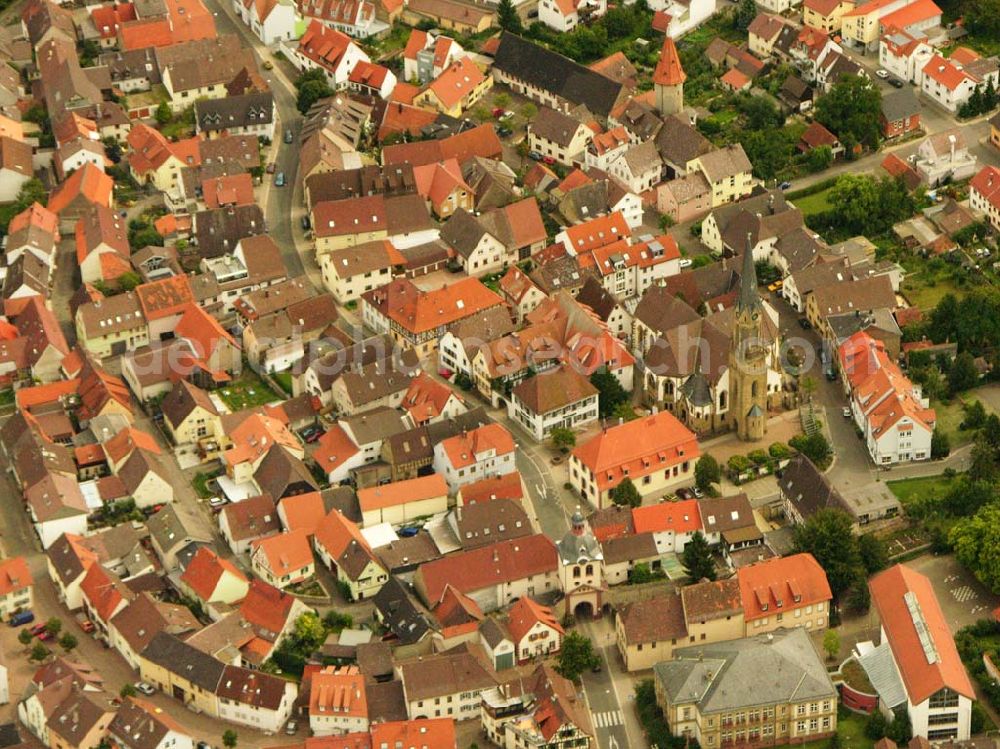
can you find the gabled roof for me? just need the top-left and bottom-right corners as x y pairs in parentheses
(251, 527), (314, 576)
(47, 163), (113, 215)
(870, 564), (974, 704)
(506, 596), (562, 644)
(180, 546), (248, 602)
(632, 498), (702, 535)
(736, 553), (832, 621)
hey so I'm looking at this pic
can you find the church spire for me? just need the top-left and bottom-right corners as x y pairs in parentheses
(653, 36), (686, 87)
(737, 231), (762, 315)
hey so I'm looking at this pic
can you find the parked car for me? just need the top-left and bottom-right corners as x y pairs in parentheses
(266, 162), (276, 174)
(767, 280), (783, 292)
(542, 155), (556, 165)
(779, 181), (792, 190)
(135, 682), (156, 696)
(8, 611), (33, 627)
(679, 258), (693, 269)
(691, 486), (704, 498)
(889, 77), (905, 88)
(798, 318), (812, 329)
(36, 630), (53, 641)
(842, 407), (852, 417)
(528, 151), (543, 161)
(399, 527), (420, 538)
(275, 172), (286, 187)
(495, 125), (512, 137)
(208, 496), (227, 508)
(492, 107), (505, 118)
(825, 370), (837, 381)
(285, 721), (298, 736)
(30, 623), (46, 636)
(875, 69), (889, 79)
(262, 60), (273, 70)
(301, 215), (311, 230)
(80, 619), (95, 633)
(676, 488), (692, 499)
(301, 427), (323, 444)
(284, 129), (294, 144)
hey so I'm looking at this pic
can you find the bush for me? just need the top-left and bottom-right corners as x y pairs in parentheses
(768, 442), (792, 459)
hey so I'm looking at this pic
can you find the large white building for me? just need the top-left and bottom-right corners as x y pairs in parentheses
(431, 423), (517, 490)
(839, 332), (935, 466)
(866, 565), (975, 741)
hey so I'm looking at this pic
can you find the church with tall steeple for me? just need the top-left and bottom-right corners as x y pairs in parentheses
(728, 233), (769, 441)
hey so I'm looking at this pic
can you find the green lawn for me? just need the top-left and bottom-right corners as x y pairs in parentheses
(272, 371), (294, 395)
(778, 710), (872, 749)
(931, 395), (975, 447)
(219, 368), (282, 411)
(887, 473), (960, 507)
(0, 388), (13, 407)
(791, 187), (835, 217)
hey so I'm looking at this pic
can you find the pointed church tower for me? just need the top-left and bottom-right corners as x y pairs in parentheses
(654, 36), (686, 117)
(729, 232), (768, 442)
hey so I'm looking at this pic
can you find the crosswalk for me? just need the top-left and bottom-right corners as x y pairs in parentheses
(592, 710), (624, 729)
(952, 585), (978, 604)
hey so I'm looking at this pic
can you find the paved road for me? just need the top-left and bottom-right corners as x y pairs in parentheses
(579, 617), (635, 749)
(201, 0), (308, 280)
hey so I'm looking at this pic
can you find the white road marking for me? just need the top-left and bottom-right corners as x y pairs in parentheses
(952, 585), (977, 604)
(592, 710), (624, 728)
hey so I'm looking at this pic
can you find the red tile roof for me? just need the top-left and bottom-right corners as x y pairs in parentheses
(312, 425), (360, 478)
(438, 423), (515, 470)
(251, 528), (314, 579)
(239, 578), (298, 640)
(310, 666), (367, 719)
(0, 556), (32, 597)
(870, 564), (974, 703)
(180, 547), (248, 602)
(572, 410), (699, 492)
(561, 212), (630, 254)
(459, 472), (524, 505)
(506, 596), (562, 645)
(80, 563), (129, 622)
(653, 36), (686, 86)
(632, 498), (702, 535)
(358, 474), (447, 512)
(364, 277), (503, 335)
(424, 56), (485, 110)
(736, 553), (832, 622)
(135, 275), (195, 321)
(277, 492), (327, 535)
(370, 719), (455, 749)
(415, 534), (558, 605)
(880, 0), (940, 30)
(47, 163), (113, 215)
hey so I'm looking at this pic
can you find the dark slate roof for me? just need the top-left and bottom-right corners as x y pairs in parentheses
(141, 632), (225, 691)
(493, 33), (624, 118)
(195, 92), (274, 133)
(778, 453), (853, 521)
(880, 88), (920, 122)
(371, 576), (433, 645)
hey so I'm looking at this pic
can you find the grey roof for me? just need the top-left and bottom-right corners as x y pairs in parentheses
(654, 628), (837, 713)
(193, 204), (265, 259)
(195, 92), (274, 133)
(880, 87), (920, 123)
(681, 371), (712, 407)
(147, 504), (209, 556)
(371, 576), (433, 645)
(737, 229), (761, 315)
(633, 285), (701, 337)
(530, 107), (586, 149)
(342, 406), (408, 446)
(557, 511), (603, 565)
(857, 642), (907, 708)
(480, 617), (510, 649)
(492, 33), (625, 118)
(574, 277), (618, 322)
(141, 632), (225, 691)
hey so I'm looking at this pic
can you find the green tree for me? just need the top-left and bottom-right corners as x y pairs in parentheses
(815, 74), (882, 150)
(848, 583), (871, 613)
(497, 0), (523, 32)
(681, 531), (716, 581)
(612, 402), (637, 422)
(829, 732), (843, 749)
(557, 631), (600, 682)
(789, 432), (832, 469)
(961, 400), (987, 430)
(806, 145), (833, 173)
(117, 271), (143, 291)
(820, 173), (915, 238)
(293, 612), (326, 651)
(887, 708), (912, 744)
(155, 101), (172, 125)
(18, 629), (32, 647)
(793, 509), (861, 600)
(590, 368), (630, 419)
(30, 643), (49, 662)
(951, 503), (1000, 593)
(734, 0), (757, 30)
(45, 618), (62, 637)
(629, 562), (655, 585)
(865, 710), (888, 740)
(59, 633), (77, 652)
(120, 684), (138, 698)
(222, 731), (238, 749)
(322, 610), (353, 632)
(130, 226), (163, 250)
(295, 74), (334, 114)
(931, 430), (951, 460)
(858, 534), (888, 575)
(695, 455), (721, 493)
(964, 0), (1000, 44)
(948, 352), (979, 395)
(609, 477), (642, 508)
(822, 629), (840, 660)
(550, 427), (576, 452)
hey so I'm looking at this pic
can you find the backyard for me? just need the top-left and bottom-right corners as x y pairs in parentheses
(886, 473), (959, 509)
(218, 367), (283, 411)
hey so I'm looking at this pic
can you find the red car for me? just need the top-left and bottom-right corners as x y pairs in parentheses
(36, 630), (53, 641)
(542, 156), (556, 165)
(80, 620), (95, 633)
(491, 107), (505, 119)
